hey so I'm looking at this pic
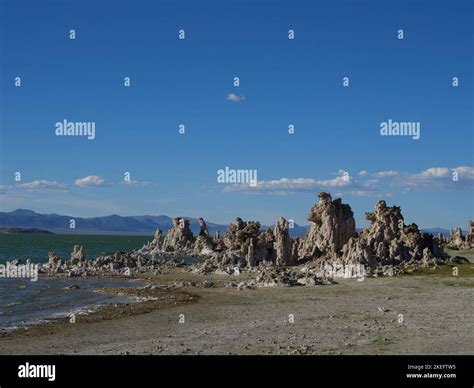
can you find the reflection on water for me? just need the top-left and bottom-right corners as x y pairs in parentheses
(0, 277), (140, 331)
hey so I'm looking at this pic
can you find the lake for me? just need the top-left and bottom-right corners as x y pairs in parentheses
(0, 233), (153, 263)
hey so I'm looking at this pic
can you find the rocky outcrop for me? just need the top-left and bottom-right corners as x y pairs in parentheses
(40, 192), (453, 280)
(255, 263), (334, 287)
(223, 218), (246, 249)
(255, 229), (275, 264)
(198, 217), (209, 237)
(213, 230), (225, 251)
(70, 245), (85, 265)
(221, 218), (263, 266)
(223, 218), (260, 250)
(273, 217), (295, 266)
(448, 222), (474, 249)
(148, 228), (162, 252)
(467, 221), (474, 245)
(246, 239), (256, 267)
(48, 251), (61, 269)
(298, 192), (356, 260)
(162, 218), (194, 251)
(450, 227), (464, 247)
(338, 200), (446, 270)
(436, 233), (447, 246)
(194, 218), (214, 254)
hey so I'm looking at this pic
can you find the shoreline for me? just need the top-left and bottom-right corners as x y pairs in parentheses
(1, 253), (473, 355)
(0, 273), (199, 341)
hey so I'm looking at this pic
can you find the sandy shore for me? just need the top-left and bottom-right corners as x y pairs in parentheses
(1, 250), (473, 355)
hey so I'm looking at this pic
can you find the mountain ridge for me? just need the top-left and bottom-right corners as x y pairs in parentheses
(0, 209), (310, 237)
(0, 209), (454, 237)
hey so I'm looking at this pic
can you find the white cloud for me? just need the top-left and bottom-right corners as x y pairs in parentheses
(226, 93), (246, 102)
(74, 176), (111, 187)
(373, 166), (474, 190)
(453, 166), (474, 180)
(222, 166), (474, 196)
(120, 180), (153, 187)
(419, 167), (450, 178)
(374, 170), (400, 177)
(223, 172), (380, 197)
(0, 180), (70, 192)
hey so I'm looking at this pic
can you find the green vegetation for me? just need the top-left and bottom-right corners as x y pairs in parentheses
(406, 263), (474, 278)
(445, 248), (474, 258)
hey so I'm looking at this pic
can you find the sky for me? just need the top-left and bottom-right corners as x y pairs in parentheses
(0, 0), (473, 229)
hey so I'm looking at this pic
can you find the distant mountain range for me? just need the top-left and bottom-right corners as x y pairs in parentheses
(0, 209), (454, 237)
(0, 209), (310, 237)
(0, 227), (53, 234)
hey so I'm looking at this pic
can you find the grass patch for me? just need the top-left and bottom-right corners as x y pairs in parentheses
(455, 250), (473, 255)
(445, 249), (474, 260)
(406, 263), (474, 278)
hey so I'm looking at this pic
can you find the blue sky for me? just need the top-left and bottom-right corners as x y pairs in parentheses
(1, 0), (473, 229)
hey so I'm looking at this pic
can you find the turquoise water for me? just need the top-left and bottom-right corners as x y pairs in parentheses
(0, 234), (153, 263)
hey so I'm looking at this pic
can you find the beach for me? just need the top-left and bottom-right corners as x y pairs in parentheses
(1, 250), (472, 355)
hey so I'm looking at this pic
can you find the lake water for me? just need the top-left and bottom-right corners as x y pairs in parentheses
(0, 277), (143, 331)
(0, 233), (152, 263)
(0, 234), (153, 330)
(0, 233), (200, 331)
